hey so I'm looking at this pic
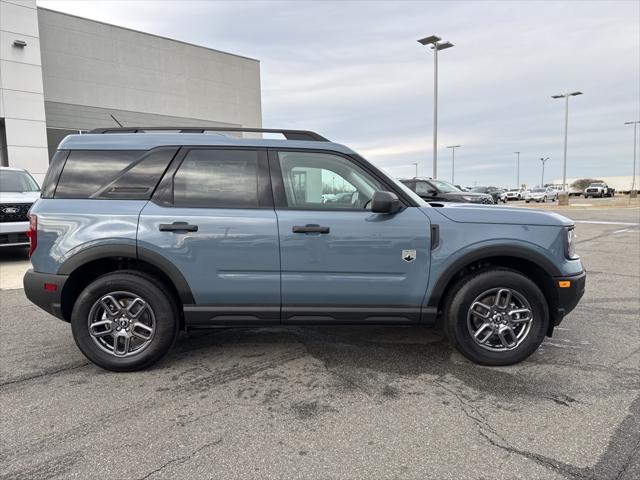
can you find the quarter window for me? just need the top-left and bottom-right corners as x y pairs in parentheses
(172, 149), (259, 208)
(277, 151), (383, 210)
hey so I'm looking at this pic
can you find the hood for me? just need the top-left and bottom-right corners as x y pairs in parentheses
(0, 191), (40, 203)
(423, 203), (573, 227)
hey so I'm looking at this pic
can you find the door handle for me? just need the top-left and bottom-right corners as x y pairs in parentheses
(292, 224), (330, 234)
(159, 222), (198, 233)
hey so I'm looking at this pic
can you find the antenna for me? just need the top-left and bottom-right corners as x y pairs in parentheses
(110, 114), (124, 127)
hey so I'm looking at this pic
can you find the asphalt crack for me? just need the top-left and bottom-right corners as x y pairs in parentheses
(134, 440), (221, 480)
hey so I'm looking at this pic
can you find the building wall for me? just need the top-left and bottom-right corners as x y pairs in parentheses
(1, 5), (262, 182)
(0, 0), (49, 178)
(37, 8), (262, 130)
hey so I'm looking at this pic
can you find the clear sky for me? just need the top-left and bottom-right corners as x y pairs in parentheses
(39, 0), (640, 188)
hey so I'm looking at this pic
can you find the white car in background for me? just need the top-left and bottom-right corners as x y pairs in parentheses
(0, 167), (40, 248)
(525, 187), (556, 203)
(500, 188), (524, 202)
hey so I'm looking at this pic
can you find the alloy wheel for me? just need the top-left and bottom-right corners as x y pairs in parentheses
(466, 287), (534, 351)
(87, 291), (156, 357)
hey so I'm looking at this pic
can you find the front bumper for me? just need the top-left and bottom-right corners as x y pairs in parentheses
(551, 270), (586, 327)
(0, 221), (29, 247)
(23, 269), (68, 321)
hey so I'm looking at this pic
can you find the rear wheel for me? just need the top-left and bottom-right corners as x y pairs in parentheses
(444, 268), (549, 366)
(71, 271), (179, 371)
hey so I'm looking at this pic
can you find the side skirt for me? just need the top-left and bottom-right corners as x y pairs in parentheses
(184, 305), (438, 328)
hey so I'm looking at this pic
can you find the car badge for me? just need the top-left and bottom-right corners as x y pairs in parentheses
(402, 250), (416, 262)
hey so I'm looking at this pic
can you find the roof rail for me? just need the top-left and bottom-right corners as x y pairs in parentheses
(88, 127), (329, 142)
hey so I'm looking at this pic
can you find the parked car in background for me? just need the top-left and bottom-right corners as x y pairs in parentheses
(23, 126), (585, 371)
(454, 184), (469, 192)
(584, 183), (615, 198)
(470, 186), (503, 203)
(500, 188), (525, 202)
(525, 187), (555, 203)
(399, 178), (494, 204)
(0, 167), (41, 248)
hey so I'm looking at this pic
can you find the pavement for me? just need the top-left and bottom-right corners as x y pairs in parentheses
(0, 201), (638, 479)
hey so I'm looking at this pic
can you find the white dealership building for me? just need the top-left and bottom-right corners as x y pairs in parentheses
(0, 0), (262, 181)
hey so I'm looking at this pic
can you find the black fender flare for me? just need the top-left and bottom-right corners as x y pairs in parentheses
(57, 244), (195, 304)
(427, 244), (561, 309)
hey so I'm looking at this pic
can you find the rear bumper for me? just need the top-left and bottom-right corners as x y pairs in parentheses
(23, 269), (68, 321)
(552, 270), (586, 326)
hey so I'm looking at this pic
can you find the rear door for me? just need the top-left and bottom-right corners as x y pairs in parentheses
(270, 149), (431, 324)
(138, 147), (280, 325)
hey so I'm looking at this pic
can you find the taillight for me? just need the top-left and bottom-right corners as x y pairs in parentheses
(27, 214), (37, 257)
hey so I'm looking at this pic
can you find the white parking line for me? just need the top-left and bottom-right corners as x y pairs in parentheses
(574, 220), (640, 226)
(613, 228), (633, 234)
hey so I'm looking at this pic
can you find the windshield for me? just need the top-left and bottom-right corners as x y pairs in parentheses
(0, 170), (40, 192)
(589, 183), (604, 187)
(429, 179), (461, 193)
(508, 189), (519, 192)
(533, 188), (546, 192)
(470, 187), (487, 193)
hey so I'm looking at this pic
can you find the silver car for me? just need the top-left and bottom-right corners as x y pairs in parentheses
(525, 187), (555, 203)
(0, 167), (40, 247)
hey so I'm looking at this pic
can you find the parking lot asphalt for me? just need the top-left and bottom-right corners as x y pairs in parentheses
(0, 202), (638, 479)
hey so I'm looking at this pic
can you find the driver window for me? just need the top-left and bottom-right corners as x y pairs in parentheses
(278, 151), (383, 209)
(414, 181), (433, 195)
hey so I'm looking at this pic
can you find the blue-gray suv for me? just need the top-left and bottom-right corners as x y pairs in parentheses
(24, 127), (586, 371)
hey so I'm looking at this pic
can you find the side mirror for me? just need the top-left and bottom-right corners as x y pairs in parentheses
(371, 191), (401, 214)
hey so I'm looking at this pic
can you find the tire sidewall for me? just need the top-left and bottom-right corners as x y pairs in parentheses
(447, 270), (549, 366)
(71, 272), (178, 371)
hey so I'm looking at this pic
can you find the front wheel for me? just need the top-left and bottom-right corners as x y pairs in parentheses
(443, 268), (549, 366)
(71, 271), (179, 371)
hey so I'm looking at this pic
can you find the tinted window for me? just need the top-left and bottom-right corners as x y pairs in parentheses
(54, 149), (176, 199)
(278, 151), (382, 210)
(415, 181), (434, 195)
(172, 149), (258, 208)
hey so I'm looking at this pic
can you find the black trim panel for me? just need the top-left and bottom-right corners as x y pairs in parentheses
(427, 244), (563, 309)
(552, 270), (586, 326)
(57, 244), (195, 304)
(282, 306), (421, 324)
(184, 305), (280, 327)
(23, 269), (67, 320)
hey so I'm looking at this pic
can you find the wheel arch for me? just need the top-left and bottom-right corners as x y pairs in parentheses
(429, 245), (560, 335)
(57, 245), (194, 323)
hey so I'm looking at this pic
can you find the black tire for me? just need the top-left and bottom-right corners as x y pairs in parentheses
(443, 268), (549, 366)
(71, 271), (179, 371)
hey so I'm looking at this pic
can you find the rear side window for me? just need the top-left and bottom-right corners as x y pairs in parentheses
(54, 148), (178, 199)
(172, 149), (259, 208)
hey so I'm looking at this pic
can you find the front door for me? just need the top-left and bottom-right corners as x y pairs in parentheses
(270, 150), (431, 324)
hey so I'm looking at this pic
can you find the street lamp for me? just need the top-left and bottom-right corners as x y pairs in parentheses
(551, 91), (583, 192)
(413, 162), (419, 178)
(514, 151), (521, 188)
(625, 121), (640, 197)
(540, 157), (549, 187)
(446, 145), (461, 184)
(418, 35), (454, 179)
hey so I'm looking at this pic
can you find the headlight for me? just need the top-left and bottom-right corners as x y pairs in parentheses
(566, 227), (578, 259)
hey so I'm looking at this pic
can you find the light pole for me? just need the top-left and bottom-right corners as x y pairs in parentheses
(514, 151), (521, 188)
(446, 145), (461, 184)
(540, 157), (549, 187)
(413, 162), (419, 178)
(551, 91), (583, 192)
(625, 121), (639, 197)
(418, 35), (454, 179)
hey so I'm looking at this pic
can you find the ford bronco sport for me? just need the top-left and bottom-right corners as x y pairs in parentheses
(24, 127), (586, 371)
